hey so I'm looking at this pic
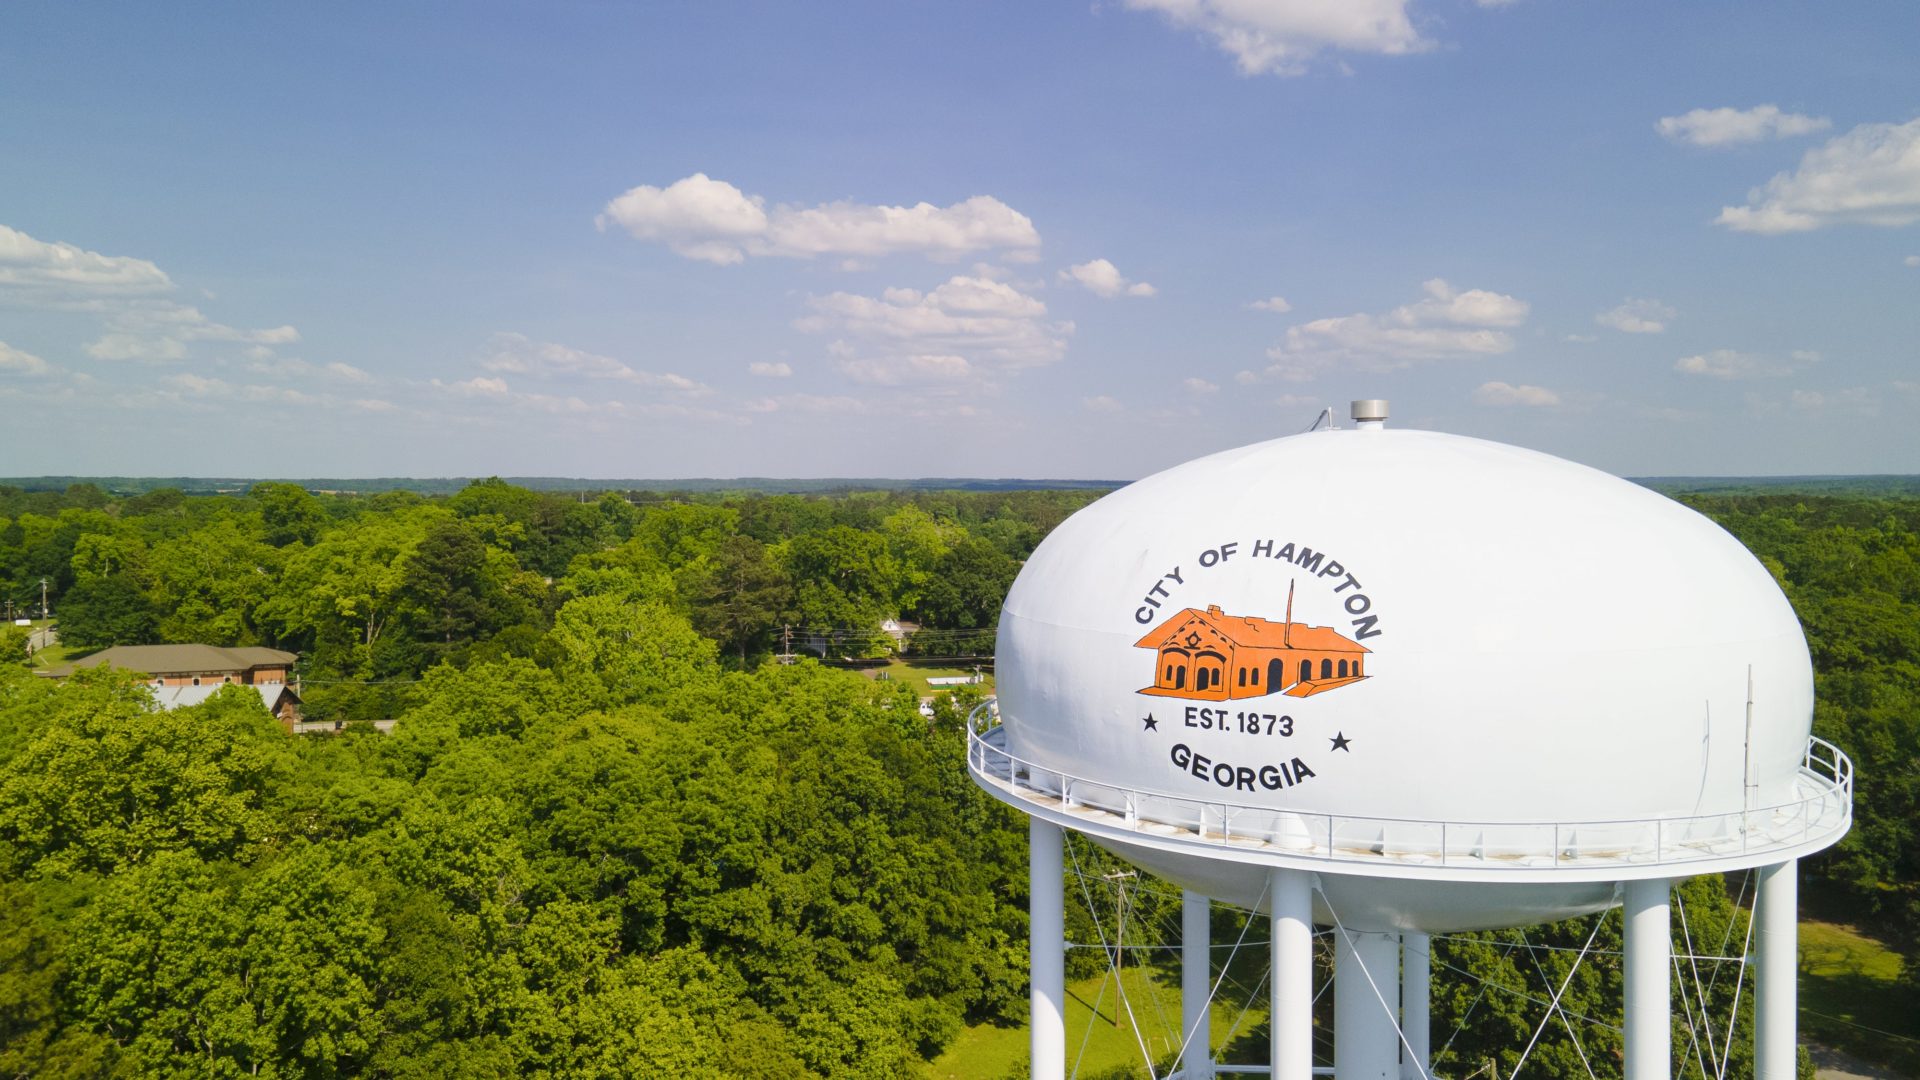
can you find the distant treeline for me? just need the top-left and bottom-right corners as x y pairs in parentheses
(1642, 474), (1920, 497)
(0, 476), (1125, 497)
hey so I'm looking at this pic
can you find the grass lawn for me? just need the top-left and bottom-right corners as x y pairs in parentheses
(1799, 917), (1917, 1075)
(862, 658), (995, 698)
(932, 966), (1270, 1080)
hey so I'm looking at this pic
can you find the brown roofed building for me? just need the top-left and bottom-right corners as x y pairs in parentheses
(52, 644), (296, 687)
(1136, 603), (1369, 701)
(48, 644), (303, 728)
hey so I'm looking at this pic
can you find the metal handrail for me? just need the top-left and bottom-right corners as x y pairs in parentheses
(966, 701), (1852, 870)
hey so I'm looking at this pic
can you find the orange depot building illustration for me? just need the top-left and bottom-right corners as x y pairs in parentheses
(1136, 586), (1369, 701)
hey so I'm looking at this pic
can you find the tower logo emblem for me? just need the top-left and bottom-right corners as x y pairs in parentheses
(1135, 580), (1369, 701)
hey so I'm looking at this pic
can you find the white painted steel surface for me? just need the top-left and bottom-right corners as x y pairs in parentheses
(997, 428), (1821, 834)
(1334, 930), (1401, 1080)
(1271, 869), (1314, 1080)
(1623, 879), (1672, 1080)
(1030, 820), (1065, 1080)
(1183, 890), (1213, 1080)
(1756, 860), (1797, 1080)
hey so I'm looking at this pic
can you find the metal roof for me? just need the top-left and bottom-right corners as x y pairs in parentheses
(55, 643), (297, 677)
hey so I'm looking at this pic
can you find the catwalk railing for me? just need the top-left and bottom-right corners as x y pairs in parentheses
(967, 702), (1852, 870)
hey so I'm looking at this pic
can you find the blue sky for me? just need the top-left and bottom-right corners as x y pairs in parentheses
(3, 1), (1918, 479)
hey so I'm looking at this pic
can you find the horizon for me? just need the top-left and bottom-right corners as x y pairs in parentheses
(4, 3), (1919, 478)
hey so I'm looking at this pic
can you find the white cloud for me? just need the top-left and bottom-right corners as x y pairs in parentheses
(0, 224), (172, 300)
(1263, 278), (1528, 381)
(1787, 387), (1878, 414)
(0, 224), (302, 371)
(1060, 258), (1156, 298)
(1234, 369), (1260, 384)
(1183, 377), (1220, 395)
(744, 393), (871, 415)
(1595, 297), (1676, 334)
(1472, 381), (1560, 407)
(748, 361), (792, 377)
(0, 341), (52, 376)
(354, 398), (397, 412)
(451, 376), (511, 396)
(1125, 0), (1428, 76)
(1249, 295), (1293, 313)
(481, 331), (707, 392)
(1564, 333), (1599, 344)
(797, 274), (1071, 386)
(598, 173), (1041, 265)
(1905, 255), (1920, 267)
(1083, 394), (1124, 413)
(1675, 348), (1820, 379)
(837, 354), (974, 386)
(244, 356), (374, 383)
(1656, 105), (1831, 148)
(1717, 118), (1920, 233)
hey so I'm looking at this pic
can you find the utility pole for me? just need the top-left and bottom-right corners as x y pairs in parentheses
(1104, 869), (1137, 1026)
(780, 624), (794, 665)
(38, 578), (49, 620)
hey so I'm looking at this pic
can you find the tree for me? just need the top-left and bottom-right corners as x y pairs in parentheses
(250, 482), (329, 547)
(0, 676), (292, 878)
(686, 535), (792, 661)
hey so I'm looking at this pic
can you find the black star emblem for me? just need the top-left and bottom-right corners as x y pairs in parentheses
(1329, 732), (1352, 752)
(1142, 713), (1159, 731)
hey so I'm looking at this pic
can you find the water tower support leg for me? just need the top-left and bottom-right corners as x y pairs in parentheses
(1622, 878), (1672, 1080)
(1335, 928), (1402, 1079)
(1030, 819), (1065, 1080)
(1182, 890), (1213, 1080)
(1270, 868), (1314, 1080)
(1755, 859), (1797, 1080)
(1401, 931), (1430, 1080)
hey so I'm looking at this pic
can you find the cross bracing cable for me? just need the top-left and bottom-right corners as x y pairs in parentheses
(1506, 912), (1610, 1079)
(1516, 927), (1599, 1079)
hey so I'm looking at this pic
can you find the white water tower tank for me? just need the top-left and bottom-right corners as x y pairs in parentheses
(971, 401), (1852, 1080)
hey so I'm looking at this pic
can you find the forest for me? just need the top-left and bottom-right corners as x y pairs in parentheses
(0, 479), (1914, 1078)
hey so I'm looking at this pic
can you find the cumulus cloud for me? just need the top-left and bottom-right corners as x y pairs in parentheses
(481, 331), (707, 392)
(748, 361), (792, 377)
(1905, 255), (1920, 267)
(796, 274), (1072, 387)
(1183, 377), (1220, 395)
(84, 306), (297, 363)
(738, 393), (871, 416)
(1787, 387), (1878, 413)
(1595, 297), (1676, 334)
(1472, 381), (1560, 407)
(0, 224), (302, 368)
(244, 357), (373, 383)
(1083, 394), (1124, 413)
(1060, 258), (1156, 298)
(0, 341), (52, 376)
(1249, 295), (1293, 313)
(597, 173), (1041, 265)
(1124, 0), (1428, 76)
(1675, 348), (1820, 379)
(1263, 278), (1528, 381)
(1717, 118), (1920, 233)
(1656, 105), (1831, 148)
(0, 224), (173, 300)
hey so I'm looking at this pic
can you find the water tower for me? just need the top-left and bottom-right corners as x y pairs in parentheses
(969, 401), (1852, 1079)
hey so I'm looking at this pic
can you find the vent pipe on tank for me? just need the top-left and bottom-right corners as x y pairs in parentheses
(1351, 399), (1389, 430)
